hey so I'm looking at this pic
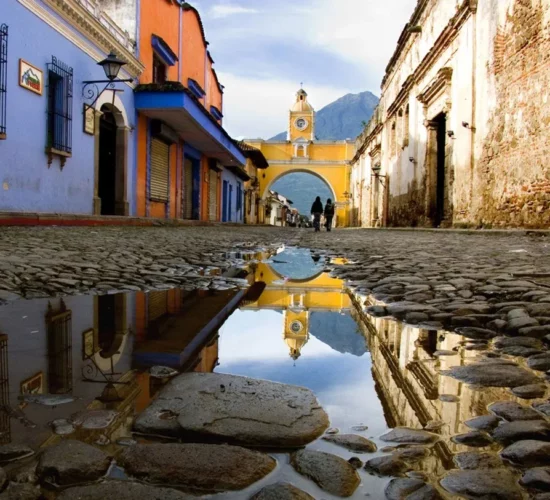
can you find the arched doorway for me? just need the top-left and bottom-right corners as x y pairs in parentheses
(94, 101), (129, 216)
(98, 106), (117, 215)
(268, 171), (336, 227)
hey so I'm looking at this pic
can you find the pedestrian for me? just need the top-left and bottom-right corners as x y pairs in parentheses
(311, 196), (323, 232)
(324, 198), (335, 231)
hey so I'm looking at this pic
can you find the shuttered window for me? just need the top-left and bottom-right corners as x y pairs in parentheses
(148, 291), (168, 322)
(208, 169), (218, 221)
(183, 157), (193, 219)
(150, 138), (170, 202)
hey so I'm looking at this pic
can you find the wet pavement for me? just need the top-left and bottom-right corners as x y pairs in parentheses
(0, 227), (549, 498)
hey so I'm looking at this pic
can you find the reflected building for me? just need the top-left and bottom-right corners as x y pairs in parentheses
(351, 302), (530, 475)
(243, 257), (354, 360)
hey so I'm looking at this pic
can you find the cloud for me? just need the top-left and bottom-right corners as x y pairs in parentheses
(210, 4), (258, 19)
(191, 0), (417, 137)
(218, 72), (351, 139)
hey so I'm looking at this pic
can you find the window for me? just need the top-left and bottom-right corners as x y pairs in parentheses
(390, 121), (397, 156)
(46, 57), (73, 164)
(46, 299), (72, 394)
(403, 105), (410, 148)
(237, 182), (242, 212)
(0, 24), (7, 140)
(153, 53), (167, 84)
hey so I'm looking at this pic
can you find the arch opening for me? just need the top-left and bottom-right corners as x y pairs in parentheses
(265, 170), (336, 228)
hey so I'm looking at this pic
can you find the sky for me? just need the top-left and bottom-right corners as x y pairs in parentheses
(191, 0), (417, 139)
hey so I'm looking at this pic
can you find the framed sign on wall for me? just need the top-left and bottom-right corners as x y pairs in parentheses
(83, 104), (95, 135)
(19, 59), (43, 95)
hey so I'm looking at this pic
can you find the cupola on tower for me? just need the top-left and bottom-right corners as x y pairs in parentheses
(288, 88), (315, 143)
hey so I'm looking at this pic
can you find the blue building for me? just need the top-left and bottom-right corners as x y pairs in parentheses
(0, 0), (142, 216)
(221, 166), (248, 223)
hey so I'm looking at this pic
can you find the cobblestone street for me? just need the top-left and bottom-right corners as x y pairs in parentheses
(2, 225), (550, 336)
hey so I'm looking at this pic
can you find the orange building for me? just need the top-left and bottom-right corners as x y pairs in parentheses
(132, 2), (247, 220)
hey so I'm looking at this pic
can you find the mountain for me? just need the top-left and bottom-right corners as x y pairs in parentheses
(270, 91), (379, 141)
(271, 173), (332, 216)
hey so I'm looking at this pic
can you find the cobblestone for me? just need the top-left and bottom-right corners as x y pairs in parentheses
(0, 228), (549, 333)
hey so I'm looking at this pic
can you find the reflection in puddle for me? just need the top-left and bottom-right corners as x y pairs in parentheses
(0, 247), (543, 497)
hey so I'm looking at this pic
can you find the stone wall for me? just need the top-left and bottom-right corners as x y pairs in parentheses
(352, 0), (550, 229)
(474, 0), (550, 228)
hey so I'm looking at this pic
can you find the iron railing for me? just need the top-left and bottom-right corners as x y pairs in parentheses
(46, 56), (73, 155)
(0, 24), (7, 139)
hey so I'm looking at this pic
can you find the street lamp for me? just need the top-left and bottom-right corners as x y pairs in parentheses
(82, 51), (133, 108)
(99, 51), (127, 81)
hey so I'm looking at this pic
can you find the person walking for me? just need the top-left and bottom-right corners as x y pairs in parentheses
(324, 198), (335, 231)
(311, 196), (323, 232)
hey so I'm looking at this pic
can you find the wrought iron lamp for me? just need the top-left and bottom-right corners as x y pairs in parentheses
(82, 51), (133, 108)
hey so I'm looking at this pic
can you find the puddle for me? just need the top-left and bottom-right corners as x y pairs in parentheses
(0, 247), (545, 497)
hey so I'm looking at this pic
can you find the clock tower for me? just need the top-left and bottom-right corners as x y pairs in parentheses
(288, 88), (315, 144)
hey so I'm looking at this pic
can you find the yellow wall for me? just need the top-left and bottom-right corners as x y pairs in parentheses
(247, 140), (354, 226)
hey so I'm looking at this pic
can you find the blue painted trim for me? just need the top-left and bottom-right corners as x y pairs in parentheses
(188, 78), (206, 99)
(152, 35), (178, 66)
(135, 91), (246, 165)
(183, 143), (202, 161)
(133, 288), (246, 369)
(210, 106), (223, 121)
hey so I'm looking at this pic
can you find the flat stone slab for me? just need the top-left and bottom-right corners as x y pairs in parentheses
(455, 327), (498, 340)
(464, 415), (500, 431)
(443, 363), (540, 388)
(489, 401), (545, 421)
(0, 445), (34, 464)
(454, 452), (503, 470)
(119, 443), (275, 494)
(493, 420), (550, 444)
(494, 337), (544, 349)
(512, 384), (547, 399)
(36, 440), (111, 486)
(57, 481), (196, 499)
(440, 469), (523, 500)
(0, 483), (41, 500)
(501, 440), (550, 466)
(364, 455), (410, 477)
(134, 373), (329, 447)
(521, 468), (550, 492)
(380, 427), (440, 445)
(251, 483), (315, 500)
(451, 431), (493, 447)
(529, 354), (550, 372)
(291, 450), (360, 497)
(70, 410), (118, 429)
(322, 434), (377, 453)
(385, 478), (440, 500)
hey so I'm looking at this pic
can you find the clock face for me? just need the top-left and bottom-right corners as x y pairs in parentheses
(295, 118), (308, 131)
(290, 320), (304, 334)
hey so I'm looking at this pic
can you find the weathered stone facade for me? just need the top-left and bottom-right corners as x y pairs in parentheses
(351, 0), (550, 229)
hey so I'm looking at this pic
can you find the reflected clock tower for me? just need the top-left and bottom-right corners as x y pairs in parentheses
(283, 309), (310, 361)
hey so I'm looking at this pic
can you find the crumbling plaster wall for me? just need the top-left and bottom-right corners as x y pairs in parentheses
(99, 0), (138, 41)
(473, 0), (550, 228)
(381, 0), (476, 226)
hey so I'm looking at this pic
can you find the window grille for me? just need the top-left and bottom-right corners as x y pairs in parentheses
(0, 25), (7, 139)
(46, 300), (73, 394)
(46, 56), (73, 161)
